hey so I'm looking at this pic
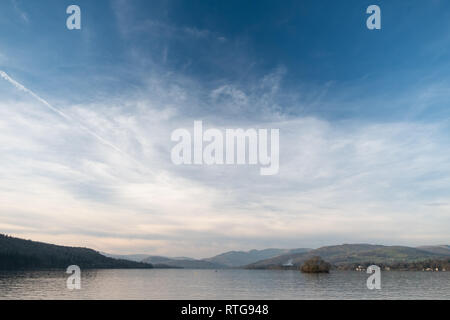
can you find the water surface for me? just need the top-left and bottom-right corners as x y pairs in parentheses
(0, 269), (449, 300)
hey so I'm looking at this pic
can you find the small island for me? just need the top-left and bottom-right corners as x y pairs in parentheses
(300, 256), (331, 273)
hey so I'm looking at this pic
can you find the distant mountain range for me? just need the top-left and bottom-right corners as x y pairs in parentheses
(2, 234), (450, 271)
(0, 234), (153, 270)
(204, 248), (311, 267)
(245, 244), (450, 269)
(101, 253), (213, 268)
(104, 248), (311, 269)
(142, 256), (224, 269)
(103, 245), (450, 270)
(101, 244), (450, 270)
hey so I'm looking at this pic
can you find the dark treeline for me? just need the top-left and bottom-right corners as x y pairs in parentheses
(337, 259), (450, 271)
(0, 234), (153, 270)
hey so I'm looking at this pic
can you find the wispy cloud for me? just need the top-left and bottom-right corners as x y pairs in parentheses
(1, 0), (450, 257)
(1, 66), (449, 257)
(0, 70), (138, 164)
(11, 0), (29, 23)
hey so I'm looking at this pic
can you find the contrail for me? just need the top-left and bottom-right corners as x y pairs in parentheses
(0, 70), (135, 162)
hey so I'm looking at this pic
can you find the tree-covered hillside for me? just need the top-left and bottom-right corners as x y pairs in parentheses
(0, 234), (153, 270)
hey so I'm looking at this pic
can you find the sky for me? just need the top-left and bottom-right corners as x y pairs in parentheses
(0, 0), (450, 258)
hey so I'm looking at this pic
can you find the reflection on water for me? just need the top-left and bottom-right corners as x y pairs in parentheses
(0, 269), (449, 300)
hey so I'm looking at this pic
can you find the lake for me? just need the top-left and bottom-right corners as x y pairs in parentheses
(0, 269), (449, 300)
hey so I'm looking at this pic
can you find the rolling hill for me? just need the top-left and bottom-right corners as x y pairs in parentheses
(104, 248), (312, 269)
(141, 256), (226, 269)
(204, 248), (311, 267)
(102, 253), (154, 262)
(245, 244), (450, 269)
(103, 253), (227, 269)
(417, 245), (450, 256)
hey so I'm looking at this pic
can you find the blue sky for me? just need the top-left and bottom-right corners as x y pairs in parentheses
(0, 0), (449, 257)
(3, 0), (450, 120)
